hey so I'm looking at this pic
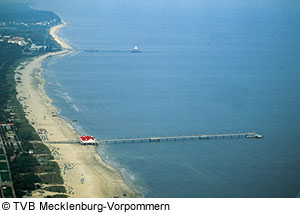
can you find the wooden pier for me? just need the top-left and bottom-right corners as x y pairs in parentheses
(43, 140), (81, 144)
(42, 132), (262, 145)
(98, 132), (262, 145)
(78, 48), (163, 54)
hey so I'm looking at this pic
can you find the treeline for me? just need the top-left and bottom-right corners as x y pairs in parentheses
(0, 42), (23, 122)
(0, 42), (43, 197)
(0, 2), (65, 197)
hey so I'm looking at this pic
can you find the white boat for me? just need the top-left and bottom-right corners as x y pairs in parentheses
(131, 45), (141, 53)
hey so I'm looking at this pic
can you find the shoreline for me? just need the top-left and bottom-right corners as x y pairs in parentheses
(15, 22), (136, 198)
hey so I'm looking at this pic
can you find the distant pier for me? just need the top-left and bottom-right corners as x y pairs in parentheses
(78, 48), (163, 54)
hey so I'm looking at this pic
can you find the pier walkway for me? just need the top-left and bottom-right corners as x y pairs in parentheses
(43, 132), (262, 145)
(77, 48), (163, 53)
(97, 132), (262, 145)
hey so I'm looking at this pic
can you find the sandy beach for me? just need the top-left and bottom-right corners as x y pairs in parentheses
(15, 22), (135, 198)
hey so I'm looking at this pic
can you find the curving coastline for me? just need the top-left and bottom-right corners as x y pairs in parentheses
(15, 22), (136, 198)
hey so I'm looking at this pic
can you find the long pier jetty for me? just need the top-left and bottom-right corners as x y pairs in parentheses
(42, 132), (262, 145)
(78, 48), (163, 53)
(97, 132), (262, 145)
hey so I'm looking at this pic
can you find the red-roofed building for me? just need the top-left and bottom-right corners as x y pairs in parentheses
(80, 136), (96, 145)
(0, 123), (14, 126)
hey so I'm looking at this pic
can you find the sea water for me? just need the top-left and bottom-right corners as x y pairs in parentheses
(35, 0), (300, 197)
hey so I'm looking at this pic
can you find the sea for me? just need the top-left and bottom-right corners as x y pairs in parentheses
(33, 0), (300, 197)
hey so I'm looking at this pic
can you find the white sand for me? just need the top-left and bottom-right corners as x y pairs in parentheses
(15, 22), (135, 198)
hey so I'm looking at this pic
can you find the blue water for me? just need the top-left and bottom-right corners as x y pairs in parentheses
(34, 0), (300, 197)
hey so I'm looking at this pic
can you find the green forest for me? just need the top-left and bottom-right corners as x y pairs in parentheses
(0, 2), (61, 23)
(0, 2), (65, 197)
